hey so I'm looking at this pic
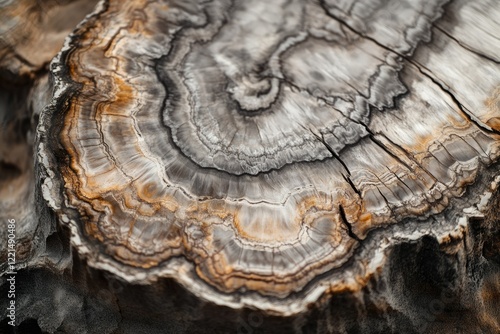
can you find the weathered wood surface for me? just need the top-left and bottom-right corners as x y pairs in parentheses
(1, 0), (500, 333)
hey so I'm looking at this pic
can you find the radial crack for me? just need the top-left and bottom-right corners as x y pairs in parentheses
(338, 204), (361, 241)
(435, 25), (500, 65)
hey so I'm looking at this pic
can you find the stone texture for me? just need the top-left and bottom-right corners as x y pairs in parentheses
(1, 0), (499, 333)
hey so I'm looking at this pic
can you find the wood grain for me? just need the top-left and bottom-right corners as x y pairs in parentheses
(1, 0), (499, 332)
(35, 0), (500, 315)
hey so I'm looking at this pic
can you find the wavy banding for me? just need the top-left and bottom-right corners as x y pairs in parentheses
(37, 0), (500, 315)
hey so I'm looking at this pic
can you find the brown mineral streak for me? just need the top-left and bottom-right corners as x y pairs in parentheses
(485, 87), (500, 131)
(34, 0), (500, 315)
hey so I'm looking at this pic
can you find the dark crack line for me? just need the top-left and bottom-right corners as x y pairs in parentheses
(308, 128), (362, 197)
(321, 7), (500, 138)
(435, 25), (500, 65)
(370, 131), (440, 185)
(347, 116), (441, 191)
(376, 186), (395, 215)
(385, 165), (416, 197)
(368, 133), (414, 172)
(342, 174), (362, 197)
(370, 132), (442, 193)
(338, 204), (361, 241)
(412, 62), (500, 137)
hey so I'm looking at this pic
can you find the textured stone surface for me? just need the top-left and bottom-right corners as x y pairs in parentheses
(1, 0), (499, 333)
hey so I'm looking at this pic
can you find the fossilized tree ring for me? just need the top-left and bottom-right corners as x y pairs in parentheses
(37, 0), (500, 315)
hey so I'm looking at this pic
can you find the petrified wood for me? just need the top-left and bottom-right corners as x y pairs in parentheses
(1, 0), (500, 333)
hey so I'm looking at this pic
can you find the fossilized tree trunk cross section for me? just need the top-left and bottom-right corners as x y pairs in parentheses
(35, 0), (500, 315)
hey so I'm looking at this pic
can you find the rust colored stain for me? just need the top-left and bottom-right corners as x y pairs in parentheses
(486, 117), (500, 130)
(485, 87), (500, 131)
(108, 77), (135, 112)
